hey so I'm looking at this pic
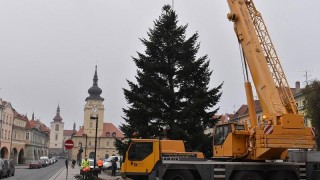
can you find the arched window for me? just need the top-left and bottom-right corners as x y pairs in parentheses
(55, 134), (58, 140)
(105, 154), (109, 159)
(55, 124), (59, 131)
(112, 132), (116, 137)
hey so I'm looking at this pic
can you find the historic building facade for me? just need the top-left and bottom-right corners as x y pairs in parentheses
(11, 111), (28, 164)
(71, 67), (123, 162)
(0, 100), (14, 159)
(1, 98), (49, 164)
(24, 115), (50, 162)
(49, 105), (65, 155)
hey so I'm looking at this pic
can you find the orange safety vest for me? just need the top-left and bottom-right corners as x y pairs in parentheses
(97, 160), (103, 167)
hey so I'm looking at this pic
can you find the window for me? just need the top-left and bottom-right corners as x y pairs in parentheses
(106, 132), (110, 137)
(5, 130), (7, 139)
(55, 134), (58, 140)
(257, 116), (261, 124)
(55, 124), (59, 131)
(214, 124), (231, 146)
(235, 125), (245, 130)
(89, 152), (95, 159)
(90, 122), (93, 128)
(106, 141), (109, 147)
(8, 131), (10, 139)
(26, 132), (30, 140)
(112, 132), (116, 137)
(128, 142), (153, 161)
(89, 140), (91, 146)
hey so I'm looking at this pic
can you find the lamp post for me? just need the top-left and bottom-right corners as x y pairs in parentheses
(78, 142), (83, 166)
(90, 106), (98, 169)
(82, 134), (88, 157)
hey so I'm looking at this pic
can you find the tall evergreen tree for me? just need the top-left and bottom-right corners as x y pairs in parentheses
(302, 80), (320, 150)
(120, 5), (222, 158)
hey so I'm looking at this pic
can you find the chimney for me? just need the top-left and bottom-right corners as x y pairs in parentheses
(295, 81), (301, 93)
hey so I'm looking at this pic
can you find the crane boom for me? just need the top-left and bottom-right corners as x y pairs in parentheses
(227, 0), (297, 125)
(245, 1), (298, 115)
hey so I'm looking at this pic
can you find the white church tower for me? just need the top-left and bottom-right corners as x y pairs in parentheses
(49, 105), (65, 155)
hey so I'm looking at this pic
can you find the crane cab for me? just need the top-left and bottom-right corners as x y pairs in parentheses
(213, 123), (250, 159)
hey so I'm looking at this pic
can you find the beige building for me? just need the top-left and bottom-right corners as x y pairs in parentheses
(0, 99), (50, 164)
(0, 100), (14, 159)
(24, 116), (50, 162)
(11, 111), (28, 164)
(71, 67), (123, 162)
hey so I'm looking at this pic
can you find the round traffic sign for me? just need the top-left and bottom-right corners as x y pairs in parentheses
(64, 139), (74, 149)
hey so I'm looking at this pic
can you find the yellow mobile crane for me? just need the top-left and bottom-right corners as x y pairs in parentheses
(213, 0), (315, 161)
(121, 0), (318, 180)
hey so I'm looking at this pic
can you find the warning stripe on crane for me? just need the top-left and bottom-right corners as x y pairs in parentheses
(264, 125), (273, 134)
(311, 127), (316, 137)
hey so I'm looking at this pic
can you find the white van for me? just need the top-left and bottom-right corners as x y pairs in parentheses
(39, 156), (50, 166)
(103, 156), (121, 170)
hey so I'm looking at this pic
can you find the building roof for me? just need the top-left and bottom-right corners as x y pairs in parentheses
(53, 105), (63, 122)
(85, 66), (104, 101)
(231, 100), (262, 121)
(27, 119), (50, 132)
(212, 114), (234, 124)
(64, 130), (76, 136)
(74, 123), (123, 138)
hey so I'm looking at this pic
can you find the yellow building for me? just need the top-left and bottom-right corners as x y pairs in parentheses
(71, 66), (123, 162)
(0, 100), (14, 159)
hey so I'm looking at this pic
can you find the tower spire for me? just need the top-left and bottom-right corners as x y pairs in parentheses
(85, 66), (104, 101)
(53, 104), (63, 122)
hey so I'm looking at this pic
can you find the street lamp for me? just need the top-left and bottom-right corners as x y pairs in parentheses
(90, 106), (98, 169)
(78, 142), (83, 166)
(82, 134), (88, 157)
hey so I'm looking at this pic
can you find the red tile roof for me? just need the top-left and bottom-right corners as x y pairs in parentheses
(26, 119), (50, 132)
(64, 130), (76, 136)
(103, 123), (124, 138)
(73, 123), (123, 138)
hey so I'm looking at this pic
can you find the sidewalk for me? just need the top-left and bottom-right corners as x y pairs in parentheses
(49, 165), (122, 180)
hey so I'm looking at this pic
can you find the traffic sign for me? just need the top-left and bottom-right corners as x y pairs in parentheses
(64, 139), (74, 149)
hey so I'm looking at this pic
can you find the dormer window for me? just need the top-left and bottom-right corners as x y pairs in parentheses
(112, 132), (116, 137)
(106, 132), (110, 137)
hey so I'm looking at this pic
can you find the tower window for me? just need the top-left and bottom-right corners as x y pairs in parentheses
(55, 124), (59, 131)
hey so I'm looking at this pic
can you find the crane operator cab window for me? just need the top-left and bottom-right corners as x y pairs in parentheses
(214, 124), (231, 145)
(128, 142), (153, 161)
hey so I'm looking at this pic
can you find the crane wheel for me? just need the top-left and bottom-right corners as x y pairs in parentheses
(164, 170), (194, 180)
(268, 171), (298, 180)
(232, 171), (263, 180)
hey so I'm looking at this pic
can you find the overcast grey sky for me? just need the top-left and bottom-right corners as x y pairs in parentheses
(0, 0), (319, 130)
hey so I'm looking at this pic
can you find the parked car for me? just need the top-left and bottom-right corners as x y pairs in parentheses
(39, 159), (48, 167)
(5, 159), (15, 177)
(40, 156), (49, 165)
(0, 159), (9, 178)
(29, 160), (42, 169)
(103, 156), (121, 170)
